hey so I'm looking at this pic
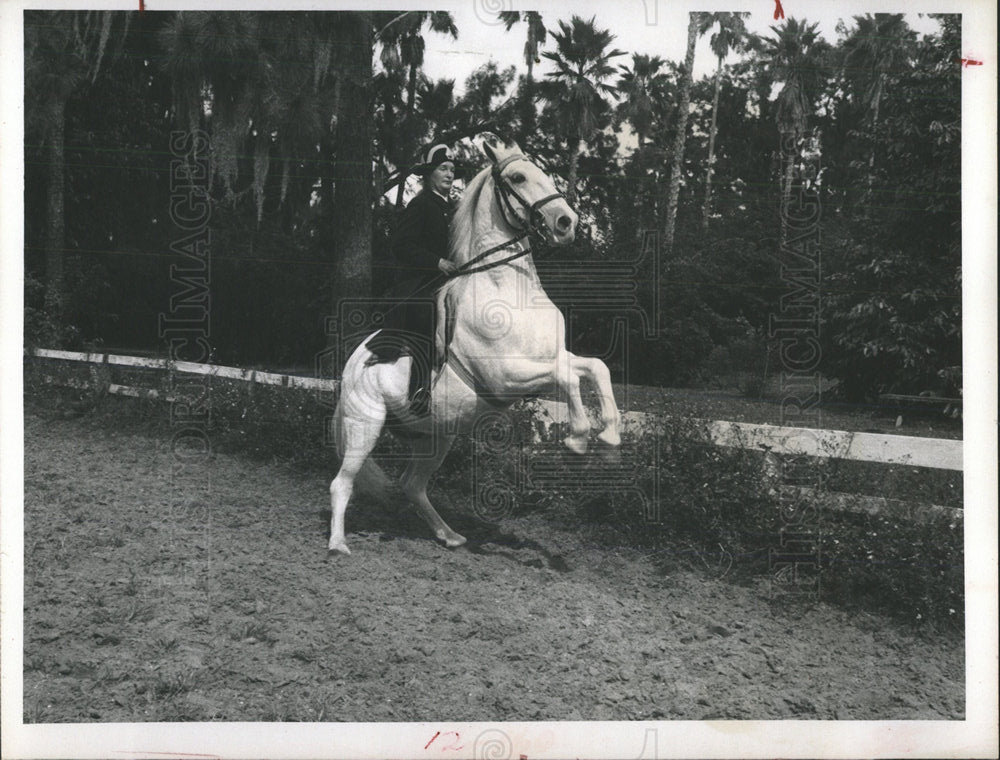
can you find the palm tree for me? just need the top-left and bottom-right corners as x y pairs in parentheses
(377, 11), (457, 205)
(499, 11), (546, 144)
(761, 18), (831, 206)
(416, 77), (456, 135)
(841, 14), (915, 214)
(159, 12), (347, 224)
(662, 12), (710, 253)
(701, 12), (750, 228)
(616, 53), (668, 149)
(499, 11), (547, 82)
(459, 61), (517, 126)
(160, 13), (375, 304)
(538, 15), (625, 206)
(25, 10), (132, 324)
(377, 11), (457, 117)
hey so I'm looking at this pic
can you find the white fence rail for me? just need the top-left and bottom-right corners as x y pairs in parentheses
(534, 400), (963, 471)
(33, 347), (337, 392)
(29, 348), (963, 522)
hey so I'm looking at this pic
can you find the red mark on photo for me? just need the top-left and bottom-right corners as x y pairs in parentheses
(425, 731), (463, 751)
(773, 0), (785, 20)
(955, 56), (983, 68)
(114, 754), (219, 760)
(139, 0), (145, 11)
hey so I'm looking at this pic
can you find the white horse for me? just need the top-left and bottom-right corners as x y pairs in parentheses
(328, 135), (621, 554)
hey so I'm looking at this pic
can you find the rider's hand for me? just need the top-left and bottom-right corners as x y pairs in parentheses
(438, 258), (458, 276)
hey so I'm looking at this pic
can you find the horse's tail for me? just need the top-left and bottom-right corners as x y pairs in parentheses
(331, 393), (394, 503)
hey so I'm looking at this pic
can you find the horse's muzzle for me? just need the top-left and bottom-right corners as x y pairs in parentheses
(553, 213), (576, 244)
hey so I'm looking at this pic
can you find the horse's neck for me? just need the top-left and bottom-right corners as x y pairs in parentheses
(452, 174), (540, 287)
(470, 183), (533, 259)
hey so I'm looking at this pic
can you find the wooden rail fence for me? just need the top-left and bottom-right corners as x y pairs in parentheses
(28, 348), (963, 523)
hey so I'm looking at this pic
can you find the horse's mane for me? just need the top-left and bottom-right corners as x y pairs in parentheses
(449, 166), (492, 262)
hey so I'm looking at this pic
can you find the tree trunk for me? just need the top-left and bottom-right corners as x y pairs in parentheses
(521, 24), (537, 147)
(566, 136), (583, 207)
(394, 58), (419, 208)
(701, 56), (723, 229)
(519, 66), (536, 149)
(864, 93), (880, 220)
(663, 14), (698, 253)
(332, 12), (374, 321)
(779, 126), (799, 247)
(43, 93), (67, 326)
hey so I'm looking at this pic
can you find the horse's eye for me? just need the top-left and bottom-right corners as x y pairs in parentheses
(510, 172), (526, 184)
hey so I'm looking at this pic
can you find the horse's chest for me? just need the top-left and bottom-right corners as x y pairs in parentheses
(459, 277), (564, 358)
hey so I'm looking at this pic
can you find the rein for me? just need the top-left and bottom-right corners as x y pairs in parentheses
(448, 154), (566, 278)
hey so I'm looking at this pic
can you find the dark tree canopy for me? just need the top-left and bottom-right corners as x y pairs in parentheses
(24, 11), (961, 400)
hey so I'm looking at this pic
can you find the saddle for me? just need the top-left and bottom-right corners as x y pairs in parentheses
(364, 282), (456, 370)
(363, 283), (459, 419)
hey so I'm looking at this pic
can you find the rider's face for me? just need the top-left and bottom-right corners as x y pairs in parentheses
(428, 161), (455, 196)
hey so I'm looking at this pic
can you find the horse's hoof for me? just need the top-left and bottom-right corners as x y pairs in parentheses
(327, 539), (352, 555)
(563, 434), (589, 455)
(442, 533), (467, 548)
(596, 429), (621, 447)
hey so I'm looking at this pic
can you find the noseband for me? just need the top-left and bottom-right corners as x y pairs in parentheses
(451, 154), (568, 277)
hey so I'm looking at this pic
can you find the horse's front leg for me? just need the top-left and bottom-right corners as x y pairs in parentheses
(553, 351), (591, 454)
(570, 354), (621, 447)
(399, 432), (466, 548)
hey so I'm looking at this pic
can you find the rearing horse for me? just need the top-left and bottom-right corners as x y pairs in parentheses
(328, 135), (621, 554)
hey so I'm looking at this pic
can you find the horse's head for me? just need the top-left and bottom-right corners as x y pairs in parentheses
(478, 134), (578, 245)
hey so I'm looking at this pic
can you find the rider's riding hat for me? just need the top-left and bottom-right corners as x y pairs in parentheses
(412, 143), (455, 178)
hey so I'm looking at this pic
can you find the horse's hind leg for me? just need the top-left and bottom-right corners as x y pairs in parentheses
(400, 433), (466, 548)
(570, 354), (621, 447)
(328, 400), (386, 554)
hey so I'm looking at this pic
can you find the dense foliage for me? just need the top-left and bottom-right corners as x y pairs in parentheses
(24, 11), (961, 399)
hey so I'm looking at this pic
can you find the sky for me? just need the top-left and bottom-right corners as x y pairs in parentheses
(421, 0), (945, 96)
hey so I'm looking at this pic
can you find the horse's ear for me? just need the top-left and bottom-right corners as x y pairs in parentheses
(476, 132), (503, 163)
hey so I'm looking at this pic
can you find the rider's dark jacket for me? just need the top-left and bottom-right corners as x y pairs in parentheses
(390, 187), (453, 287)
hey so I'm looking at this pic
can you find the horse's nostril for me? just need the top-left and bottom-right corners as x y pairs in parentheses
(557, 215), (572, 231)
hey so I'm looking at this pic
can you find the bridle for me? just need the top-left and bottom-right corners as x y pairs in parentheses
(450, 154), (568, 277)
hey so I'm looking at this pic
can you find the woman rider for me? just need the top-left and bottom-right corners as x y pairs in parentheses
(370, 143), (459, 416)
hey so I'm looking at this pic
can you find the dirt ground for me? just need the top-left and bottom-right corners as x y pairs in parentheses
(22, 409), (964, 722)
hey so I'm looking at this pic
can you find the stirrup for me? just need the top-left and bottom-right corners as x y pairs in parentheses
(410, 387), (431, 417)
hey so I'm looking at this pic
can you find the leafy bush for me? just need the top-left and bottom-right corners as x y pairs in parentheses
(818, 511), (963, 628)
(24, 272), (80, 350)
(823, 235), (961, 400)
